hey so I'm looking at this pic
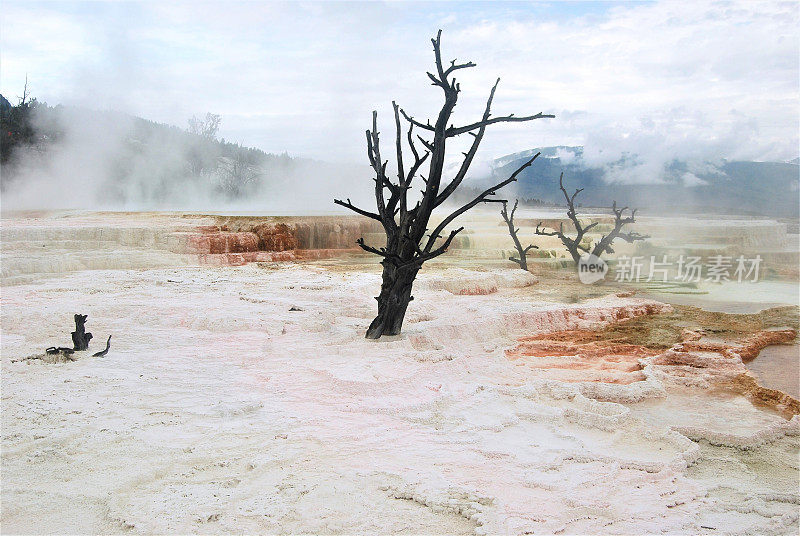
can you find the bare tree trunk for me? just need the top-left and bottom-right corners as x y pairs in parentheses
(366, 263), (420, 338)
(566, 248), (582, 265)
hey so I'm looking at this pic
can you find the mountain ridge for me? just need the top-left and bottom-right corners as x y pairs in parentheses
(484, 146), (799, 217)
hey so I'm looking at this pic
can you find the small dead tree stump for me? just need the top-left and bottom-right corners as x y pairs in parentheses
(71, 314), (93, 351)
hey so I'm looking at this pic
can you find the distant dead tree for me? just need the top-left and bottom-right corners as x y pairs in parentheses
(216, 151), (261, 198)
(536, 173), (648, 264)
(500, 199), (537, 271)
(188, 113), (221, 139)
(18, 74), (30, 106)
(335, 30), (553, 339)
(187, 113), (222, 176)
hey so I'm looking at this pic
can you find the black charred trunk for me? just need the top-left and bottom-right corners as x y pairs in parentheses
(71, 314), (92, 351)
(365, 262), (419, 339)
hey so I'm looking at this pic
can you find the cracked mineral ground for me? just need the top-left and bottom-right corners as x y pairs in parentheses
(2, 209), (798, 535)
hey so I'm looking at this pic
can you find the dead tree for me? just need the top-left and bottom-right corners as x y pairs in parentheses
(536, 173), (648, 264)
(71, 314), (93, 351)
(335, 30), (553, 338)
(188, 113), (221, 139)
(501, 199), (537, 271)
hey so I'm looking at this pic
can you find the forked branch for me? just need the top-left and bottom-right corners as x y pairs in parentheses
(424, 153), (540, 254)
(592, 201), (650, 256)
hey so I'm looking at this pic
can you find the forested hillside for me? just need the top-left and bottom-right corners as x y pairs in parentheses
(1, 94), (366, 209)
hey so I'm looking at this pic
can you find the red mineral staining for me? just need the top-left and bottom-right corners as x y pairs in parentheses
(507, 325), (799, 415)
(670, 329), (796, 362)
(457, 284), (498, 295)
(175, 218), (370, 266)
(252, 223), (297, 251)
(183, 227), (260, 254)
(505, 329), (657, 384)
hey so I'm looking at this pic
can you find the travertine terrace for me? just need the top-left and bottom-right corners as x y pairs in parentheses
(1, 210), (798, 535)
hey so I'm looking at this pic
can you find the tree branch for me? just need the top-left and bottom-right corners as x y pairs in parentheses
(409, 226), (463, 265)
(534, 223), (560, 237)
(425, 153), (539, 253)
(392, 102), (405, 187)
(446, 112), (555, 137)
(434, 79), (501, 207)
(334, 198), (382, 221)
(356, 237), (403, 264)
(444, 59), (476, 77)
(399, 108), (435, 132)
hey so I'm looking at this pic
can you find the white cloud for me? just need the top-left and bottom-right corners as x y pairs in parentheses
(554, 147), (577, 165)
(1, 0), (797, 174)
(681, 172), (708, 187)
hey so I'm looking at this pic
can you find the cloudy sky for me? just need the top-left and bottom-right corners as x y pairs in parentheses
(2, 0), (798, 176)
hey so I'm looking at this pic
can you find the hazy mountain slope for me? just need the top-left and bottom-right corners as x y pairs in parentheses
(0, 97), (371, 211)
(490, 147), (799, 217)
(3, 96), (796, 217)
